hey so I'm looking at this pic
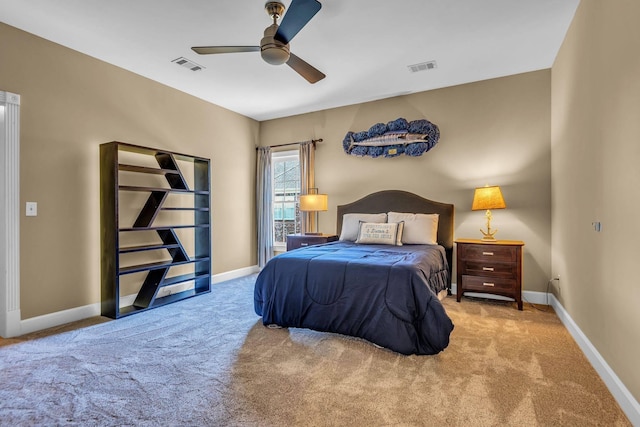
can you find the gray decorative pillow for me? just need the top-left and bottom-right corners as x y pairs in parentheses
(356, 222), (404, 246)
(339, 213), (387, 241)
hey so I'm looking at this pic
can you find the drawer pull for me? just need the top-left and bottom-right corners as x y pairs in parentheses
(482, 251), (494, 256)
(300, 243), (309, 246)
(482, 267), (495, 271)
(482, 282), (495, 287)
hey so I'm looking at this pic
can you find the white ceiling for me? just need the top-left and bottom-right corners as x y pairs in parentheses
(1, 0), (580, 121)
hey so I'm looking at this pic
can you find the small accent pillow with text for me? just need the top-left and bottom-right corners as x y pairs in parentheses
(355, 222), (404, 246)
(387, 212), (439, 245)
(339, 213), (387, 241)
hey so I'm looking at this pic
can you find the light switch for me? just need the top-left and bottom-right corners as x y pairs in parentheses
(26, 202), (37, 217)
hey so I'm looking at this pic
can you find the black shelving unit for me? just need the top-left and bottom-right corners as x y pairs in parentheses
(100, 141), (211, 319)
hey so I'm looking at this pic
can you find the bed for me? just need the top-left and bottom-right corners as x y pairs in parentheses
(254, 190), (455, 355)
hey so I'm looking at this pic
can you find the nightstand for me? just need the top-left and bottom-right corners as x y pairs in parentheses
(286, 233), (339, 251)
(455, 238), (525, 310)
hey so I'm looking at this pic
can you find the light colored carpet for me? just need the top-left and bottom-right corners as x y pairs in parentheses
(0, 274), (631, 426)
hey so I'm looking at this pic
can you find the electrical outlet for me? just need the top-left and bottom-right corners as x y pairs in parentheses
(552, 276), (561, 296)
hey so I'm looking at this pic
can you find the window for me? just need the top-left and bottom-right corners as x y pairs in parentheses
(272, 150), (301, 245)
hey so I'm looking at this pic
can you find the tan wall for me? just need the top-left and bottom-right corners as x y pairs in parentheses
(551, 0), (640, 401)
(260, 71), (552, 293)
(0, 23), (259, 319)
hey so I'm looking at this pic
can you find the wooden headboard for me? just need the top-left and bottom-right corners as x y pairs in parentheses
(336, 190), (455, 290)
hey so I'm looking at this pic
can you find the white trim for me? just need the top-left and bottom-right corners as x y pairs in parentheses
(451, 283), (549, 306)
(549, 294), (640, 426)
(212, 265), (259, 284)
(0, 91), (21, 338)
(21, 303), (100, 336)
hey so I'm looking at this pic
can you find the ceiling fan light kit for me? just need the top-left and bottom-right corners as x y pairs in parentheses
(191, 0), (325, 83)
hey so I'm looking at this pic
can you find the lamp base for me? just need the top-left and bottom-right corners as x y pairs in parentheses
(479, 209), (498, 241)
(479, 228), (498, 241)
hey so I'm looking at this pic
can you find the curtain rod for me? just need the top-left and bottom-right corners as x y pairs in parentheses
(256, 138), (323, 150)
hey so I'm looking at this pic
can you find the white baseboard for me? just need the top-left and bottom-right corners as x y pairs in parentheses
(450, 283), (549, 306)
(18, 265), (260, 336)
(212, 265), (259, 284)
(20, 303), (101, 336)
(548, 294), (640, 426)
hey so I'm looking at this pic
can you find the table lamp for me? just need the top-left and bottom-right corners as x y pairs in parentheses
(299, 188), (328, 235)
(471, 185), (506, 241)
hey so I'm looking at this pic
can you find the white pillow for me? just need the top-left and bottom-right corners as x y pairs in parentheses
(387, 212), (439, 245)
(339, 213), (387, 241)
(356, 222), (403, 246)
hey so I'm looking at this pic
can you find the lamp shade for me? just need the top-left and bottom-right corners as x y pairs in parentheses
(299, 193), (328, 212)
(471, 186), (506, 211)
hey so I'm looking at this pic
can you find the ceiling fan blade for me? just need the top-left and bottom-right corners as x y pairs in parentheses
(191, 46), (260, 55)
(275, 0), (322, 44)
(286, 52), (325, 84)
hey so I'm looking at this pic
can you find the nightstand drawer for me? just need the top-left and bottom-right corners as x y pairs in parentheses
(459, 244), (516, 263)
(461, 275), (517, 293)
(462, 261), (517, 278)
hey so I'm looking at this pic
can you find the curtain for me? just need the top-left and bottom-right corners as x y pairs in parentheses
(256, 146), (273, 268)
(299, 141), (315, 234)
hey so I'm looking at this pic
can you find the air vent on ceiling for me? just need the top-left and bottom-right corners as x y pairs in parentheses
(171, 57), (205, 72)
(407, 60), (437, 73)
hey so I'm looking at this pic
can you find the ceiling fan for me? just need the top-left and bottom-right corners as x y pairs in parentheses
(192, 0), (325, 84)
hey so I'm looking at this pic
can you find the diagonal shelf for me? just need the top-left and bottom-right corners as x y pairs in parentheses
(119, 256), (210, 275)
(161, 272), (211, 288)
(119, 224), (210, 232)
(119, 289), (199, 316)
(161, 207), (210, 211)
(118, 164), (177, 175)
(119, 243), (181, 254)
(118, 185), (209, 195)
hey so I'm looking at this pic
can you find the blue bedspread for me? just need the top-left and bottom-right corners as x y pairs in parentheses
(254, 241), (454, 355)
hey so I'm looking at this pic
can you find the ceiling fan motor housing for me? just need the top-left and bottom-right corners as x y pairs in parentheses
(260, 23), (290, 65)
